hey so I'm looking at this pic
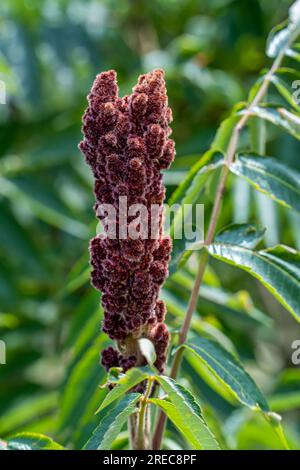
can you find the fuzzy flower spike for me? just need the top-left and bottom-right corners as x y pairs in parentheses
(79, 69), (175, 375)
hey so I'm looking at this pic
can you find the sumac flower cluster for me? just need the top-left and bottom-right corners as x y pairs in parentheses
(79, 69), (175, 374)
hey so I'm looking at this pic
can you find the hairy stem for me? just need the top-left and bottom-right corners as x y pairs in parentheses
(152, 30), (296, 451)
(135, 378), (153, 450)
(128, 414), (137, 450)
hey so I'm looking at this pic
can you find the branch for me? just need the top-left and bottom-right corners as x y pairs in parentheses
(135, 378), (153, 450)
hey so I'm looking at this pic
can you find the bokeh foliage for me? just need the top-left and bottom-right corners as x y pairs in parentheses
(0, 0), (300, 450)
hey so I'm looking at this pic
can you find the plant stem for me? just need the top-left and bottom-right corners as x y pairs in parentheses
(136, 378), (153, 450)
(128, 414), (137, 450)
(152, 32), (295, 451)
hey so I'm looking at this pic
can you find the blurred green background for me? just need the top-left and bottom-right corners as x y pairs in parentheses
(0, 0), (300, 450)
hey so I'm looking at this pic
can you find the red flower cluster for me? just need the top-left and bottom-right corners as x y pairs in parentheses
(79, 69), (175, 374)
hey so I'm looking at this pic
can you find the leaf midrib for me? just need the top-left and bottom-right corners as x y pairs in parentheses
(186, 343), (265, 409)
(210, 243), (300, 289)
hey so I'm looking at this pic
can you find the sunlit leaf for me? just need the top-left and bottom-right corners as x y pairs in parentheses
(4, 432), (64, 450)
(230, 154), (300, 212)
(96, 367), (151, 413)
(215, 223), (265, 249)
(152, 376), (219, 450)
(84, 394), (140, 450)
(240, 105), (300, 139)
(182, 338), (269, 412)
(289, 0), (300, 27)
(266, 21), (291, 58)
(207, 243), (300, 321)
(270, 75), (300, 111)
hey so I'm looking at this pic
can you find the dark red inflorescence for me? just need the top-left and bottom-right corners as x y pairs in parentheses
(79, 69), (175, 374)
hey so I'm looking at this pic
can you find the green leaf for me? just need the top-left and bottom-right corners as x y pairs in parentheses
(289, 0), (300, 27)
(106, 368), (125, 384)
(286, 47), (300, 61)
(156, 376), (203, 417)
(151, 398), (220, 450)
(4, 432), (64, 450)
(152, 376), (219, 450)
(138, 338), (157, 366)
(266, 21), (291, 58)
(182, 338), (269, 412)
(230, 154), (300, 212)
(207, 243), (300, 322)
(96, 367), (150, 413)
(84, 394), (140, 450)
(241, 106), (300, 139)
(215, 224), (265, 249)
(270, 75), (300, 111)
(275, 66), (300, 81)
